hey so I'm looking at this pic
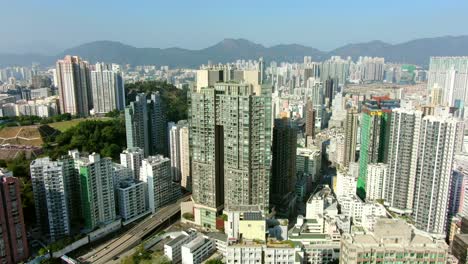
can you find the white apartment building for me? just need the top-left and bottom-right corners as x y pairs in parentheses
(164, 229), (198, 263)
(120, 147), (144, 180)
(181, 235), (215, 264)
(365, 163), (387, 201)
(117, 179), (147, 223)
(141, 155), (180, 213)
(30, 157), (71, 241)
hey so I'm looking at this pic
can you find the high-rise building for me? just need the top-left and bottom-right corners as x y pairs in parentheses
(271, 118), (297, 216)
(340, 219), (448, 264)
(365, 163), (387, 201)
(30, 157), (71, 241)
(125, 93), (150, 156)
(357, 97), (399, 199)
(0, 169), (29, 264)
(120, 147), (144, 180)
(90, 62), (125, 114)
(141, 155), (180, 213)
(190, 69), (272, 228)
(343, 108), (359, 168)
(148, 92), (168, 156)
(168, 120), (189, 183)
(116, 179), (147, 222)
(454, 154), (468, 217)
(412, 116), (464, 235)
(427, 57), (468, 107)
(321, 56), (351, 85)
(125, 92), (167, 157)
(179, 123), (191, 191)
(304, 99), (316, 141)
(55, 55), (91, 116)
(324, 77), (334, 108)
(78, 153), (116, 230)
(384, 108), (422, 214)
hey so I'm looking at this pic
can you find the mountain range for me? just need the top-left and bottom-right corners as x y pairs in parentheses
(2, 35), (468, 67)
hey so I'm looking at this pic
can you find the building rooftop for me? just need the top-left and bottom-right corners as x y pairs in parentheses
(345, 219), (448, 249)
(244, 212), (263, 221)
(167, 233), (189, 247)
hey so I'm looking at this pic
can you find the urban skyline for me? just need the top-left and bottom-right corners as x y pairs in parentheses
(2, 4), (468, 261)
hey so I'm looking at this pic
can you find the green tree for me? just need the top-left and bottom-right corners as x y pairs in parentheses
(125, 80), (188, 122)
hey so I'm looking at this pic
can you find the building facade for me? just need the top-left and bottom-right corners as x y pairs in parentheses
(189, 71), (272, 227)
(55, 55), (91, 116)
(90, 62), (125, 114)
(141, 155), (180, 213)
(0, 170), (29, 263)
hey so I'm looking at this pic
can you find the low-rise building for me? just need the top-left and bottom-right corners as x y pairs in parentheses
(340, 219), (448, 264)
(181, 235), (215, 264)
(164, 229), (197, 263)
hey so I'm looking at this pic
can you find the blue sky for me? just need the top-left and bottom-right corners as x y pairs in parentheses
(1, 0), (468, 54)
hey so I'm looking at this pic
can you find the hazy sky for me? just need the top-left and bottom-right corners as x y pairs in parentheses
(2, 0), (468, 54)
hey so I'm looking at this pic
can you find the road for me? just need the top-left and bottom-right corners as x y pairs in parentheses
(78, 196), (190, 264)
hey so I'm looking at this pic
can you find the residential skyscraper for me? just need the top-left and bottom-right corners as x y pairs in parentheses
(357, 97), (399, 199)
(343, 108), (359, 168)
(30, 157), (71, 241)
(78, 153), (116, 230)
(179, 123), (191, 191)
(384, 108), (422, 214)
(141, 155), (180, 213)
(412, 116), (464, 235)
(125, 92), (167, 157)
(190, 69), (272, 228)
(271, 118), (297, 217)
(365, 163), (387, 201)
(304, 99), (316, 140)
(168, 120), (189, 183)
(324, 77), (334, 108)
(427, 57), (468, 107)
(55, 55), (91, 116)
(148, 92), (168, 156)
(0, 170), (29, 264)
(125, 93), (149, 156)
(120, 147), (144, 180)
(90, 62), (125, 114)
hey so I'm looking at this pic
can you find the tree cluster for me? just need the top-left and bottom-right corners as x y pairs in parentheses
(43, 119), (126, 161)
(125, 80), (188, 122)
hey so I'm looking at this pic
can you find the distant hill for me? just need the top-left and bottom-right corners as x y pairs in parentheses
(2, 35), (468, 67)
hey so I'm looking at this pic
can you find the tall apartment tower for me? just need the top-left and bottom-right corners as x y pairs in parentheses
(78, 153), (116, 230)
(190, 69), (272, 228)
(412, 116), (464, 235)
(30, 157), (71, 241)
(343, 108), (359, 168)
(148, 92), (168, 156)
(179, 123), (191, 191)
(305, 99), (316, 140)
(427, 57), (468, 107)
(271, 118), (297, 216)
(125, 92), (167, 157)
(125, 93), (149, 156)
(384, 108), (423, 214)
(140, 155), (180, 213)
(357, 98), (399, 199)
(324, 77), (334, 108)
(90, 62), (125, 114)
(0, 170), (29, 264)
(120, 147), (144, 180)
(168, 120), (189, 183)
(55, 55), (91, 116)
